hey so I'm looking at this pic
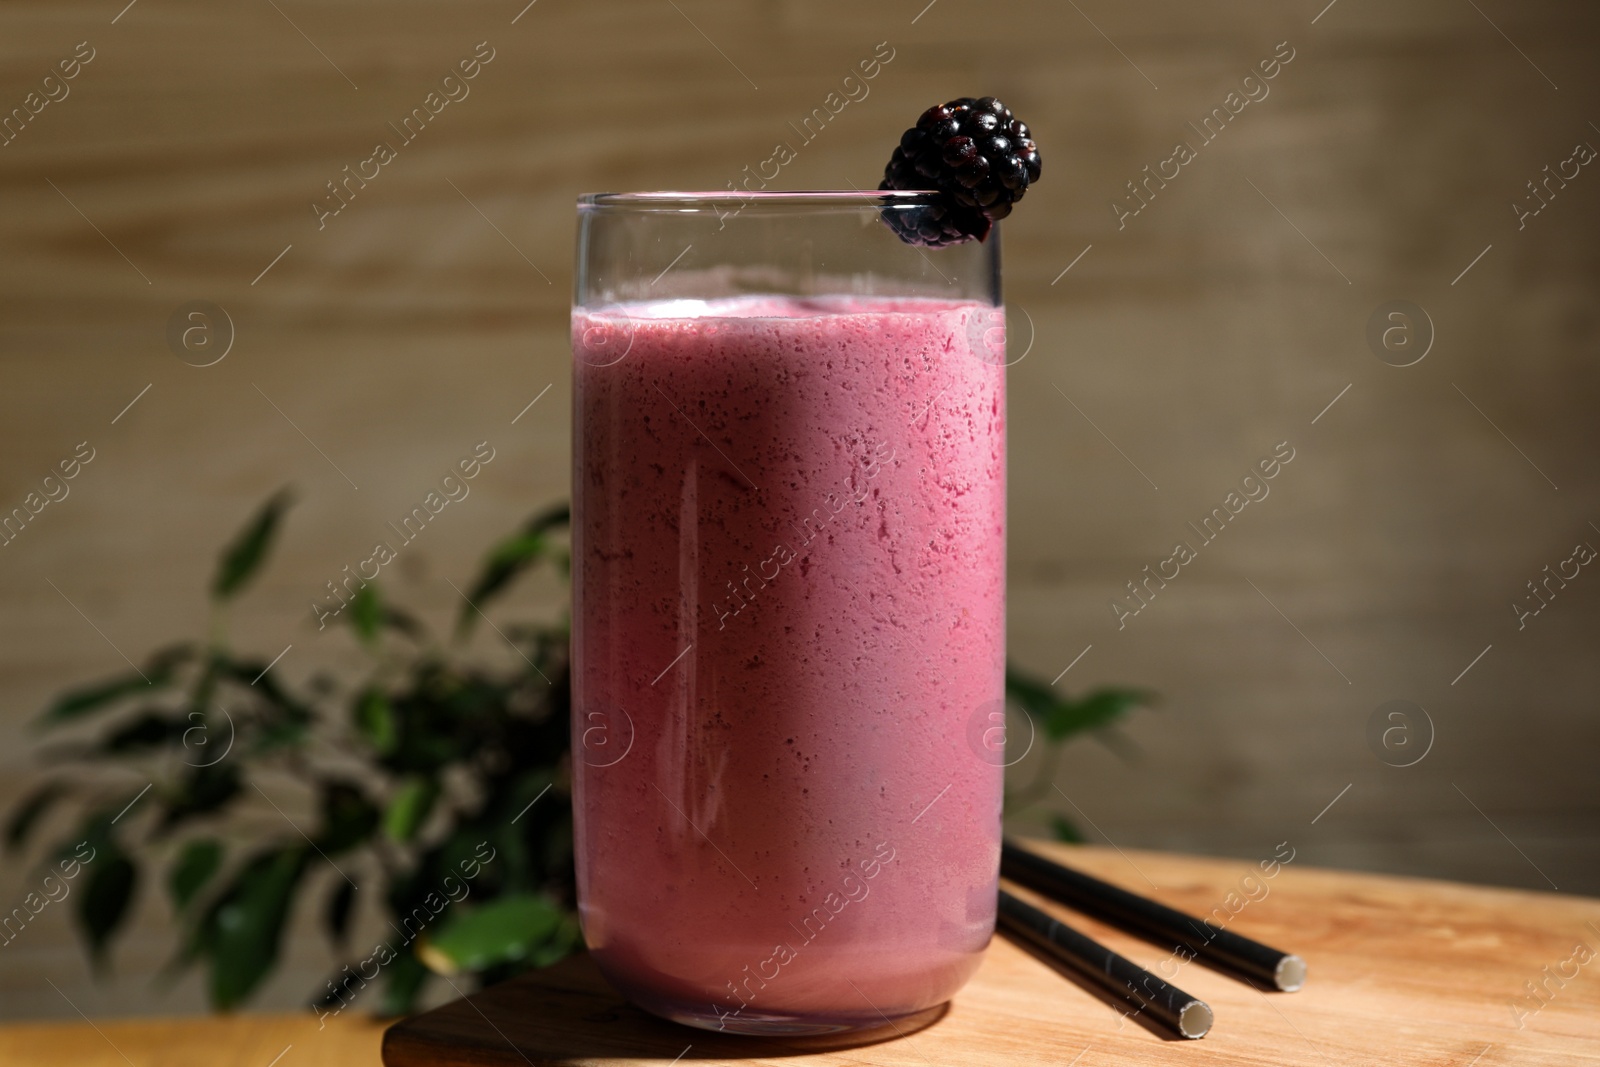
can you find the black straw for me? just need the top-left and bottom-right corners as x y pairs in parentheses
(1001, 839), (1306, 992)
(997, 890), (1213, 1039)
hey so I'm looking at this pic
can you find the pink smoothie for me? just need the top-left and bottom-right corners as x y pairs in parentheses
(571, 294), (1005, 1032)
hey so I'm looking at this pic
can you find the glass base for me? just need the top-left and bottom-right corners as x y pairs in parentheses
(627, 988), (949, 1040)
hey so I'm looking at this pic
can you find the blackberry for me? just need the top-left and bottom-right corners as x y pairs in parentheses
(879, 96), (1042, 247)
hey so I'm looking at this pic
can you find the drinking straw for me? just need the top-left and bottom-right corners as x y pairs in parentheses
(1001, 839), (1307, 992)
(998, 889), (1213, 1039)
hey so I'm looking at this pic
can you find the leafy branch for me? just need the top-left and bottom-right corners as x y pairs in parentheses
(6, 493), (1154, 1013)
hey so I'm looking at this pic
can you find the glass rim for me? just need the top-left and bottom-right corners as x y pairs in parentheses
(577, 190), (944, 212)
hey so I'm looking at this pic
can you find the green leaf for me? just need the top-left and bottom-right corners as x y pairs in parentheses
(1004, 665), (1053, 708)
(157, 763), (241, 834)
(38, 645), (195, 729)
(96, 711), (192, 755)
(209, 656), (314, 756)
(376, 947), (430, 1017)
(168, 839), (223, 911)
(315, 781), (379, 855)
(429, 894), (555, 969)
(6, 781), (71, 851)
(78, 843), (137, 966)
(41, 676), (162, 728)
(417, 893), (565, 975)
(250, 714), (311, 757)
(212, 489), (293, 601)
(325, 879), (356, 946)
(383, 777), (439, 844)
(1005, 665), (1155, 743)
(205, 847), (307, 1009)
(1049, 815), (1086, 844)
(381, 668), (490, 773)
(455, 504), (569, 636)
(353, 687), (397, 756)
(215, 656), (307, 715)
(527, 914), (583, 968)
(348, 584), (382, 647)
(1042, 687), (1156, 742)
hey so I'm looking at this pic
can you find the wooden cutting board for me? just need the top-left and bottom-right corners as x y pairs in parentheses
(382, 842), (1600, 1065)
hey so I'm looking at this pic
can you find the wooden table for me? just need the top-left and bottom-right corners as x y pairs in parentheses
(6, 844), (1598, 1065)
(0, 1010), (387, 1067)
(381, 843), (1600, 1065)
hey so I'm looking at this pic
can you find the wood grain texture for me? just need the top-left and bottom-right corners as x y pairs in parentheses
(2, 844), (1595, 1063)
(382, 843), (1600, 1067)
(0, 1010), (386, 1067)
(1, 0), (1599, 1023)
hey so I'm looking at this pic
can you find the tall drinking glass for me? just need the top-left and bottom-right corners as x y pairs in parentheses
(571, 192), (1006, 1035)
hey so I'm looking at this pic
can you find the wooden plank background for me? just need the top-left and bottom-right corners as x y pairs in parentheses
(0, 0), (1597, 1021)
